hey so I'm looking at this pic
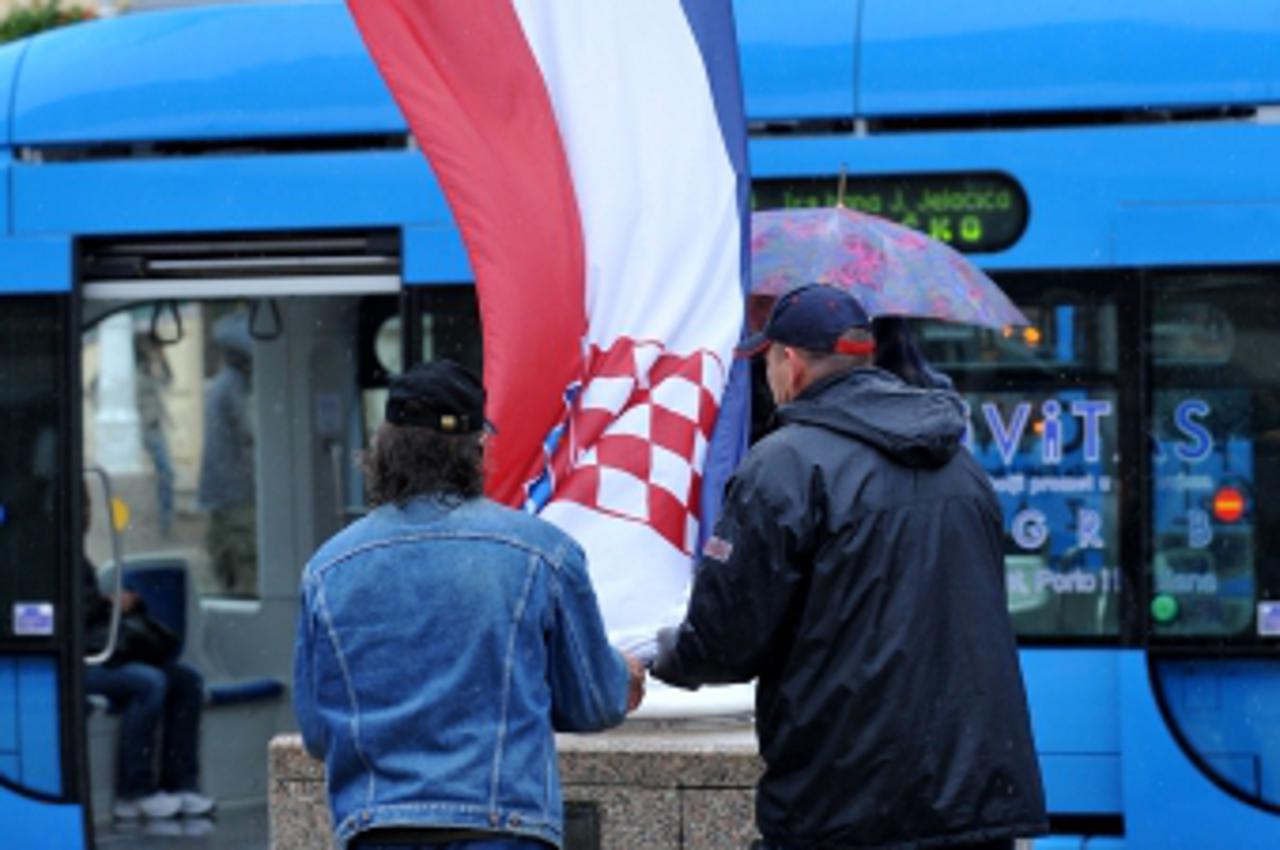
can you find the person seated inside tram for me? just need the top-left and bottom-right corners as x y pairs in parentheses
(82, 483), (216, 821)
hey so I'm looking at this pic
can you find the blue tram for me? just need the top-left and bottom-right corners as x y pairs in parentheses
(0, 1), (1277, 847)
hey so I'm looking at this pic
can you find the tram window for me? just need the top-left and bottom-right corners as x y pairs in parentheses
(923, 277), (1123, 637)
(417, 286), (482, 372)
(918, 287), (1120, 375)
(1149, 272), (1280, 641)
(82, 297), (375, 600)
(0, 298), (66, 642)
(84, 304), (262, 598)
(360, 287), (481, 450)
(375, 315), (403, 374)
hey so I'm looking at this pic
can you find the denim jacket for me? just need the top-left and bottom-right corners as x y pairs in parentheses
(294, 496), (630, 850)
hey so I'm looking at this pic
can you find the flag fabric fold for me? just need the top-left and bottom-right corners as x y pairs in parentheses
(348, 0), (750, 654)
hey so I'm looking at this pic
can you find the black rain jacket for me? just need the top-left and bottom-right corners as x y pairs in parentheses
(654, 368), (1047, 849)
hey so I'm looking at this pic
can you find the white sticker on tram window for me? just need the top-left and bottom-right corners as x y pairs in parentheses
(1258, 601), (1280, 638)
(13, 603), (54, 637)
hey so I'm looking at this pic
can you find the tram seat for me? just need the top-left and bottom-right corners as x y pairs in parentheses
(93, 558), (285, 710)
(120, 564), (188, 661)
(207, 678), (286, 706)
(85, 558), (189, 716)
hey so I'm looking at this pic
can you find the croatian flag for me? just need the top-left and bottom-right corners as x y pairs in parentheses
(348, 1), (751, 654)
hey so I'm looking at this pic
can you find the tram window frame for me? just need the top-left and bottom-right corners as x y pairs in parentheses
(915, 271), (1141, 645)
(402, 285), (483, 375)
(0, 296), (74, 651)
(357, 295), (402, 388)
(1143, 268), (1280, 652)
(79, 301), (274, 600)
(0, 294), (84, 802)
(1143, 271), (1280, 813)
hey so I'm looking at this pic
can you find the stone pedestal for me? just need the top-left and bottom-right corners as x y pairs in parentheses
(269, 737), (334, 850)
(269, 720), (763, 850)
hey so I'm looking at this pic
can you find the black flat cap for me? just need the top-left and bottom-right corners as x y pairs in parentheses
(385, 360), (489, 434)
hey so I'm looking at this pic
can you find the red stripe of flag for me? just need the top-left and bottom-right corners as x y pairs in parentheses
(347, 0), (587, 505)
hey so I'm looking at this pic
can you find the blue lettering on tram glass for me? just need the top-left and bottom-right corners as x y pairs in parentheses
(1012, 508), (1049, 550)
(980, 399), (1116, 468)
(1173, 399), (1213, 463)
(1040, 400), (1063, 464)
(974, 395), (1243, 571)
(1076, 508), (1105, 550)
(1070, 400), (1112, 463)
(984, 402), (1031, 466)
(1187, 508), (1214, 548)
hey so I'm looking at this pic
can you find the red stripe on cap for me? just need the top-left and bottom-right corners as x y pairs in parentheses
(348, 0), (586, 506)
(835, 339), (876, 356)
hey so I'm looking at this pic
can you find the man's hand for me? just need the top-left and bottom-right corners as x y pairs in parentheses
(118, 590), (141, 614)
(622, 651), (646, 713)
(650, 625), (701, 690)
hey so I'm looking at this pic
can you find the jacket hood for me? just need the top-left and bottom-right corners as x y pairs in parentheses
(777, 368), (967, 468)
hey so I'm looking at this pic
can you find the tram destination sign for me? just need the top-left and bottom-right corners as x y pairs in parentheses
(752, 172), (1027, 254)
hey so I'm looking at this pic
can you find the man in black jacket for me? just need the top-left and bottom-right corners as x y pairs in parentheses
(653, 284), (1047, 850)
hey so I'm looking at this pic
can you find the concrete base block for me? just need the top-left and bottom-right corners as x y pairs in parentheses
(269, 720), (763, 850)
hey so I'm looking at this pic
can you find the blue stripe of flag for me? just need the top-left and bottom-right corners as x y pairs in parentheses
(678, 0), (752, 549)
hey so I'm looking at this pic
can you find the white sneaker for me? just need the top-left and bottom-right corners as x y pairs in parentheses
(177, 791), (216, 816)
(113, 791), (181, 820)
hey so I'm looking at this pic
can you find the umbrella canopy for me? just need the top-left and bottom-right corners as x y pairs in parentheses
(751, 206), (1028, 329)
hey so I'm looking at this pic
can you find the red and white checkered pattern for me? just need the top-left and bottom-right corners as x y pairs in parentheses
(549, 338), (725, 554)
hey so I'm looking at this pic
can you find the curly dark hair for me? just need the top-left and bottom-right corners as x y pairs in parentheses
(362, 422), (484, 507)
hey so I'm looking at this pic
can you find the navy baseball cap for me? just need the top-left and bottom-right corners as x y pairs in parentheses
(385, 360), (493, 434)
(736, 284), (874, 357)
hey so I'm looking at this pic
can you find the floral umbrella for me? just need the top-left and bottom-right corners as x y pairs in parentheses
(751, 206), (1028, 329)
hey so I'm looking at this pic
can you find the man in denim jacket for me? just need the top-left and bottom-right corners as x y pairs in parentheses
(294, 360), (643, 850)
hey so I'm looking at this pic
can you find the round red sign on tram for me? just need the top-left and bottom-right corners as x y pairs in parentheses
(1212, 486), (1246, 523)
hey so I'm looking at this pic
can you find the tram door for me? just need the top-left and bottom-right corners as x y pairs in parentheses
(77, 284), (407, 842)
(0, 297), (88, 849)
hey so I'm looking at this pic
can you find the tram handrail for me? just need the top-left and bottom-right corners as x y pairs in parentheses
(83, 466), (126, 667)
